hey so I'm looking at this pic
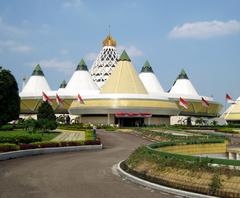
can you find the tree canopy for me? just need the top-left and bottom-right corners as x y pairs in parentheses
(0, 67), (20, 126)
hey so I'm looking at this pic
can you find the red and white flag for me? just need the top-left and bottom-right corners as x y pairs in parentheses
(201, 97), (209, 107)
(179, 97), (188, 109)
(226, 94), (235, 104)
(56, 94), (63, 106)
(42, 91), (52, 104)
(77, 94), (85, 104)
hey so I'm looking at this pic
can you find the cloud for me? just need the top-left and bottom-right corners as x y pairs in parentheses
(62, 0), (82, 8)
(0, 40), (32, 53)
(169, 20), (240, 39)
(0, 16), (26, 36)
(28, 58), (75, 73)
(85, 52), (98, 62)
(117, 45), (143, 57)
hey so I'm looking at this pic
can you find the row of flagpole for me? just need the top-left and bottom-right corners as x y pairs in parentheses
(42, 91), (85, 106)
(42, 91), (236, 112)
(178, 94), (236, 111)
(178, 97), (210, 110)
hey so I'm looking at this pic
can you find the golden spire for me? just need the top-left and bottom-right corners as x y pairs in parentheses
(102, 34), (117, 47)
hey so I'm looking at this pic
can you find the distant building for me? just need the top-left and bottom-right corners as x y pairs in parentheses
(19, 34), (222, 126)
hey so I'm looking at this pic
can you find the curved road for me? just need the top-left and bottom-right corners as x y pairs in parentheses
(0, 131), (175, 198)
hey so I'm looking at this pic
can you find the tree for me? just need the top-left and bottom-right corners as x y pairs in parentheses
(37, 101), (57, 131)
(37, 101), (56, 121)
(0, 67), (20, 126)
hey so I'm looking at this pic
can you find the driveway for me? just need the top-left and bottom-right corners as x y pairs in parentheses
(0, 131), (175, 198)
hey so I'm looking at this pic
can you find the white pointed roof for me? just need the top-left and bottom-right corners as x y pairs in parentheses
(90, 35), (119, 88)
(20, 64), (51, 97)
(169, 69), (199, 96)
(139, 61), (164, 94)
(64, 59), (99, 95)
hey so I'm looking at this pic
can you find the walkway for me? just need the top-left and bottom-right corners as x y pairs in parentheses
(52, 130), (85, 141)
(0, 131), (174, 198)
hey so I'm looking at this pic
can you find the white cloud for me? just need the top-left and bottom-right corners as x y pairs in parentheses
(0, 40), (32, 53)
(62, 0), (82, 8)
(169, 20), (240, 39)
(85, 52), (98, 62)
(117, 45), (143, 57)
(28, 58), (75, 73)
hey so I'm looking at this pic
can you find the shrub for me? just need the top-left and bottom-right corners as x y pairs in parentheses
(209, 173), (222, 195)
(0, 143), (19, 152)
(0, 124), (13, 131)
(84, 139), (101, 145)
(23, 118), (38, 132)
(36, 141), (60, 148)
(19, 143), (40, 150)
(59, 141), (84, 147)
(0, 134), (42, 144)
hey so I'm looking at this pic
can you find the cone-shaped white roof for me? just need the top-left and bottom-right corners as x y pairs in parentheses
(64, 59), (99, 95)
(222, 100), (240, 121)
(169, 69), (199, 96)
(20, 64), (51, 97)
(139, 60), (164, 93)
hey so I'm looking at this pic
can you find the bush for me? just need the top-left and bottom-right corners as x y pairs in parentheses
(37, 119), (57, 132)
(0, 134), (42, 144)
(0, 143), (19, 152)
(209, 173), (222, 195)
(0, 124), (13, 131)
(19, 143), (40, 150)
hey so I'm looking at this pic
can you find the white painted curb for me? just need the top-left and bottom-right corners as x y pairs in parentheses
(0, 144), (103, 161)
(117, 161), (218, 198)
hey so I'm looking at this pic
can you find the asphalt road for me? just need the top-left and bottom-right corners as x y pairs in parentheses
(0, 131), (175, 198)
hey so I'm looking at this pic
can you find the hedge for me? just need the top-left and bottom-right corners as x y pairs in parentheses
(0, 143), (19, 152)
(0, 125), (14, 131)
(0, 134), (42, 144)
(147, 139), (240, 167)
(0, 139), (101, 153)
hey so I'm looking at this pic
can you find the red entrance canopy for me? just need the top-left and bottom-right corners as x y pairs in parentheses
(115, 112), (152, 118)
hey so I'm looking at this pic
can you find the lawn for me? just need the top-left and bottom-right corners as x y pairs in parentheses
(0, 130), (59, 144)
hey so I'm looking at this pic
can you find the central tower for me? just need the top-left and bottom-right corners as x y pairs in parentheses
(90, 34), (119, 88)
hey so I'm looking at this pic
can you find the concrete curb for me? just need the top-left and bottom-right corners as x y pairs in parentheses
(117, 161), (218, 198)
(0, 144), (103, 161)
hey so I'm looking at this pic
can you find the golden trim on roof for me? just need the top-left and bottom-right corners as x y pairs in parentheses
(103, 35), (117, 47)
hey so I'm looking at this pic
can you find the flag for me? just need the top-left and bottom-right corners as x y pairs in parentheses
(77, 94), (85, 104)
(179, 97), (188, 109)
(226, 94), (235, 104)
(201, 97), (209, 107)
(42, 91), (52, 104)
(56, 94), (63, 106)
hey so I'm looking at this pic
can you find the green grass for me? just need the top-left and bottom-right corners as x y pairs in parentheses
(0, 130), (59, 143)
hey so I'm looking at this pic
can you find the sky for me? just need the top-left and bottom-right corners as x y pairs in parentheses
(0, 0), (240, 106)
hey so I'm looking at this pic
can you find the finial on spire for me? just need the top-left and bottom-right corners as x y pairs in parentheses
(102, 32), (117, 47)
(108, 24), (111, 36)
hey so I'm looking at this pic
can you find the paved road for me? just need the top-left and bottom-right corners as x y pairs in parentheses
(0, 131), (175, 198)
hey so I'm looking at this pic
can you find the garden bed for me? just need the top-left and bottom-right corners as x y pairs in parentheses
(0, 139), (101, 153)
(124, 140), (240, 197)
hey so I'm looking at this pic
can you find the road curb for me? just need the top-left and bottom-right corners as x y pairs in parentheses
(0, 144), (103, 161)
(117, 161), (217, 198)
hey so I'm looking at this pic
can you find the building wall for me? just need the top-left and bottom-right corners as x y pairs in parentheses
(80, 114), (115, 125)
(144, 116), (170, 125)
